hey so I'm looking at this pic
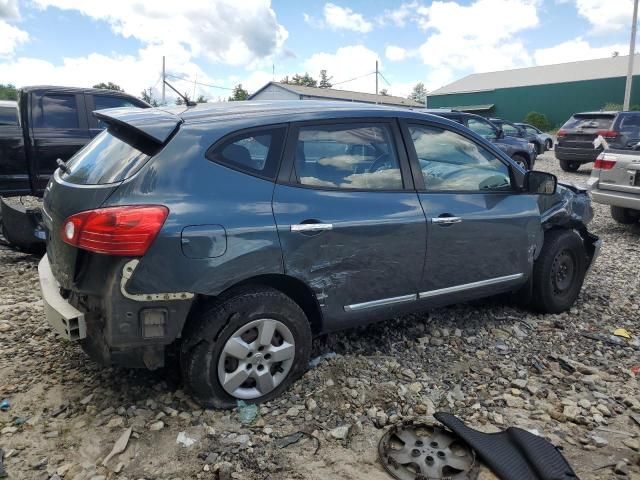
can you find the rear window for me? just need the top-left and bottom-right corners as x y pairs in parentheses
(561, 115), (614, 130)
(0, 106), (17, 125)
(61, 126), (154, 185)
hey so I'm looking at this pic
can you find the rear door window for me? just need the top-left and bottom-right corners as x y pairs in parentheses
(34, 94), (79, 129)
(466, 118), (497, 139)
(562, 115), (614, 130)
(293, 123), (403, 190)
(61, 126), (153, 185)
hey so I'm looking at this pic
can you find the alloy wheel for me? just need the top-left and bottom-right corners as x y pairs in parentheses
(217, 318), (296, 400)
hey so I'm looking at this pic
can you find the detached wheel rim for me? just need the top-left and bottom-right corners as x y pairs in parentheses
(218, 318), (295, 400)
(551, 249), (576, 295)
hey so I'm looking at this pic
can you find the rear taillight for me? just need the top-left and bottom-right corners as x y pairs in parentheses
(596, 129), (619, 139)
(61, 205), (169, 256)
(557, 129), (567, 137)
(594, 152), (617, 170)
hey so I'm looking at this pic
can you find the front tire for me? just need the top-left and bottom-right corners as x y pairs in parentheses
(530, 230), (587, 314)
(512, 154), (530, 170)
(545, 139), (553, 150)
(559, 160), (580, 172)
(610, 206), (639, 224)
(181, 287), (312, 408)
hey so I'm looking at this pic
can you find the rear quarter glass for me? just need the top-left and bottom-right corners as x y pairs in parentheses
(61, 125), (157, 185)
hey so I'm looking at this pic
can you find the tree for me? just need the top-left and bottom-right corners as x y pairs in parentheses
(93, 82), (124, 92)
(319, 70), (332, 88)
(379, 88), (389, 96)
(140, 88), (159, 107)
(228, 84), (249, 101)
(408, 82), (427, 104)
(0, 83), (18, 100)
(282, 73), (318, 87)
(523, 111), (551, 131)
(195, 95), (208, 103)
(175, 92), (191, 105)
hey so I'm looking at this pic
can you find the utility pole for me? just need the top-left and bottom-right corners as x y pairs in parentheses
(624, 0), (639, 111)
(375, 60), (379, 98)
(162, 56), (166, 106)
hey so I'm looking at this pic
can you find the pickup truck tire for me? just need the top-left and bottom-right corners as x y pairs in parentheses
(512, 154), (530, 170)
(610, 206), (639, 224)
(559, 160), (580, 172)
(531, 229), (587, 314)
(181, 287), (312, 409)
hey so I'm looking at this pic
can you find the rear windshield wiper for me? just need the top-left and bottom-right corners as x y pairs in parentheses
(56, 158), (70, 174)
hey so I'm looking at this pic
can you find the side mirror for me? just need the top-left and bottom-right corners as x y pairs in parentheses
(524, 170), (557, 195)
(495, 128), (504, 139)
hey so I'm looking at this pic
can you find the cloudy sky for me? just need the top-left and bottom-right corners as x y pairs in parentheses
(0, 0), (636, 102)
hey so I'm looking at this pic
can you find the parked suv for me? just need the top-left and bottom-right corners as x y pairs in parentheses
(556, 111), (640, 172)
(427, 110), (536, 169)
(39, 101), (600, 408)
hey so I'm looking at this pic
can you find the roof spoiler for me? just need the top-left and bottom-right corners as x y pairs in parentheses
(93, 107), (181, 144)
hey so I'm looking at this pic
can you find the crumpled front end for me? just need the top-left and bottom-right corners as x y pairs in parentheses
(539, 182), (601, 272)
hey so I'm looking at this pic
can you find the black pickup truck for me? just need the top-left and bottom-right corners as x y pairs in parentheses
(0, 86), (149, 248)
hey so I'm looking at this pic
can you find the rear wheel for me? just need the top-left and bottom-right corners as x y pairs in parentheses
(610, 206), (639, 224)
(559, 160), (580, 172)
(181, 287), (312, 408)
(512, 154), (530, 170)
(545, 139), (553, 150)
(534, 142), (543, 155)
(530, 229), (587, 314)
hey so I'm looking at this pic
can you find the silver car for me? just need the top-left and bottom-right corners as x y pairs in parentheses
(588, 149), (640, 224)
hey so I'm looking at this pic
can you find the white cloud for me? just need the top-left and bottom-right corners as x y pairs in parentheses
(303, 45), (380, 93)
(378, 2), (420, 27)
(0, 0), (20, 19)
(0, 20), (28, 57)
(534, 38), (628, 65)
(31, 0), (288, 67)
(385, 45), (409, 62)
(573, 0), (634, 34)
(323, 3), (373, 33)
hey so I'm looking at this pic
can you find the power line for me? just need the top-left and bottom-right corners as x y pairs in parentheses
(165, 72), (235, 91)
(331, 71), (376, 86)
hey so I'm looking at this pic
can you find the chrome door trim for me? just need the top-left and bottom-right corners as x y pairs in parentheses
(290, 223), (333, 232)
(419, 273), (524, 299)
(344, 293), (417, 312)
(431, 217), (462, 225)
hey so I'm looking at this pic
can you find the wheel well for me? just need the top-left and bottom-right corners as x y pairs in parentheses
(233, 274), (323, 335)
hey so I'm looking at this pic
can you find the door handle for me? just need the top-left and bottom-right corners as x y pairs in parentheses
(290, 223), (333, 232)
(431, 216), (462, 225)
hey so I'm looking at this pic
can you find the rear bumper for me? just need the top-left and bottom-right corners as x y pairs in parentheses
(590, 187), (640, 211)
(555, 146), (600, 163)
(38, 254), (86, 341)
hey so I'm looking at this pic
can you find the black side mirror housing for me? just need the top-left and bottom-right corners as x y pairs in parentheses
(524, 170), (557, 195)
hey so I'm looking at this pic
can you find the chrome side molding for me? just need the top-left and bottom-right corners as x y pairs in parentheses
(344, 293), (417, 312)
(419, 273), (524, 299)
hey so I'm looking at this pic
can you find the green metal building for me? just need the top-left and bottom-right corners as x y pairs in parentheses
(427, 54), (640, 128)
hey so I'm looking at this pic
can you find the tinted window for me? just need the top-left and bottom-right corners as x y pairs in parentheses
(524, 126), (539, 135)
(35, 94), (79, 128)
(466, 118), (496, 139)
(94, 96), (139, 129)
(208, 128), (286, 179)
(562, 115), (614, 130)
(617, 114), (640, 138)
(62, 128), (151, 185)
(295, 123), (402, 190)
(409, 124), (511, 192)
(0, 106), (17, 125)
(502, 123), (520, 136)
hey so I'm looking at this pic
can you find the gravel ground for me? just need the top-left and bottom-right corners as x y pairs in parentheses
(1, 150), (639, 480)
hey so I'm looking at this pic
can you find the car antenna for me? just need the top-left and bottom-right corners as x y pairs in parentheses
(163, 79), (196, 107)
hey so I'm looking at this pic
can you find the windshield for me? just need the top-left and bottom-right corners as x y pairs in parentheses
(62, 128), (152, 185)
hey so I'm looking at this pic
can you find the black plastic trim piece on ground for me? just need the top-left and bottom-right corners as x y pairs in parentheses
(434, 412), (578, 480)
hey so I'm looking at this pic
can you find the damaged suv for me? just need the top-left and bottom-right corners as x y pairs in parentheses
(39, 101), (601, 408)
